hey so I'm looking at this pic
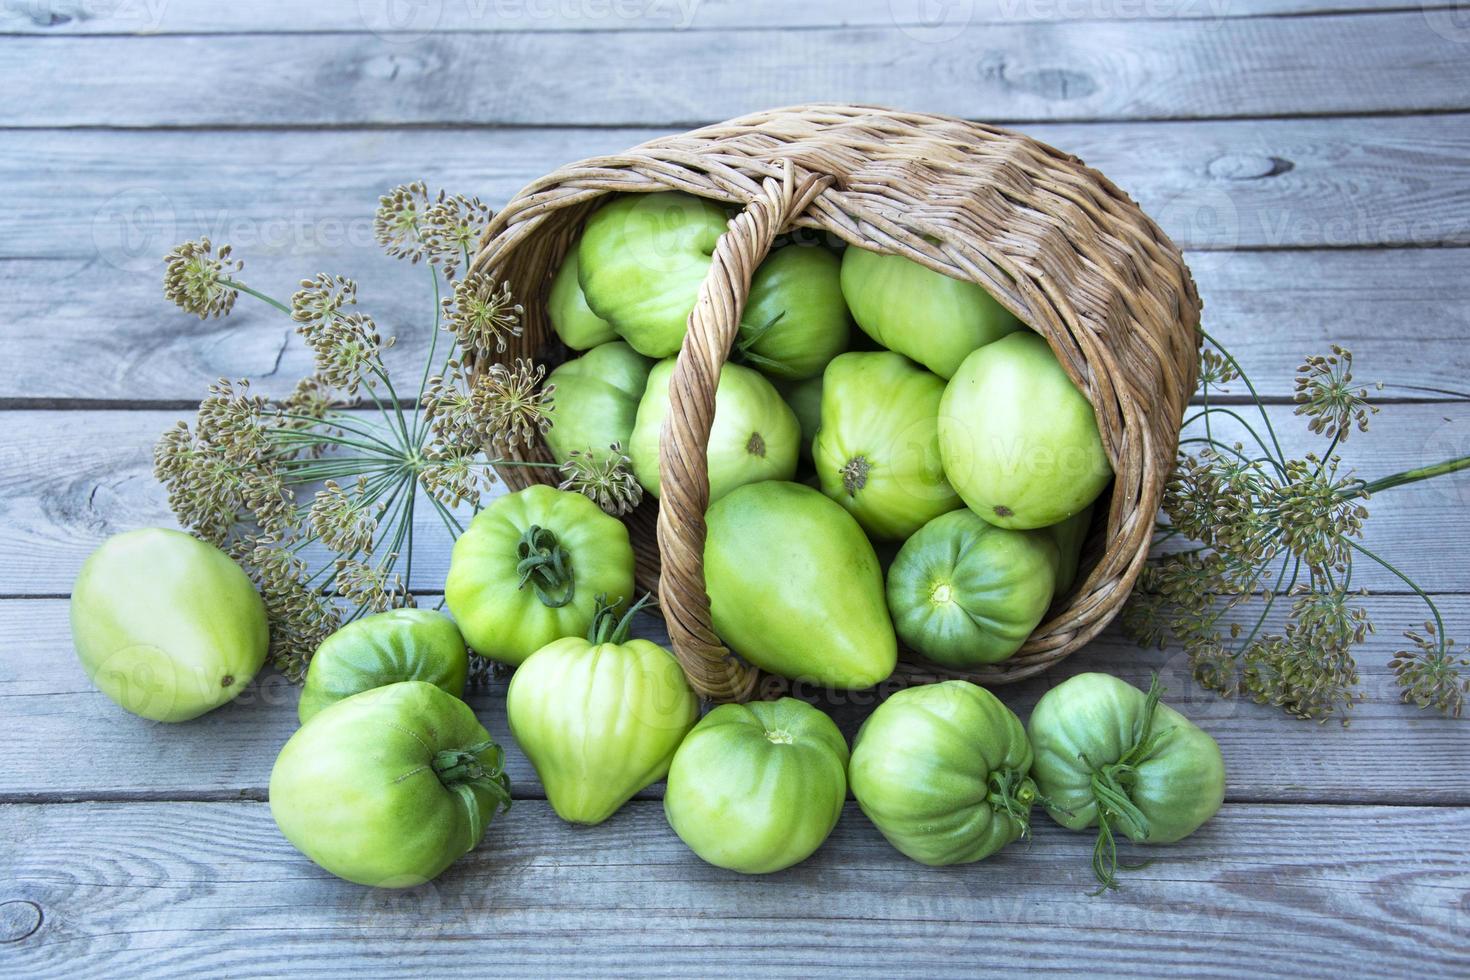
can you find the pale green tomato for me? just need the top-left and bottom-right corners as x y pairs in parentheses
(507, 602), (698, 825)
(849, 681), (1036, 866)
(777, 375), (822, 460)
(704, 482), (896, 689)
(840, 246), (1020, 378)
(444, 485), (635, 666)
(629, 357), (799, 502)
(548, 246), (616, 350)
(70, 528), (267, 723)
(543, 341), (653, 465)
(814, 352), (963, 540)
(736, 245), (850, 381)
(1028, 673), (1225, 888)
(270, 681), (511, 887)
(938, 332), (1112, 529)
(886, 509), (1059, 668)
(298, 608), (468, 723)
(664, 698), (848, 874)
(578, 192), (730, 358)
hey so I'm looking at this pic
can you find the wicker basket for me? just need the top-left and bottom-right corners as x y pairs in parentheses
(470, 104), (1201, 702)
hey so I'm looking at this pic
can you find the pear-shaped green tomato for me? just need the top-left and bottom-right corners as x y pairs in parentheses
(507, 600), (698, 825)
(548, 246), (616, 350)
(270, 681), (511, 887)
(886, 509), (1059, 668)
(664, 698), (849, 874)
(814, 352), (963, 540)
(1044, 503), (1094, 596)
(578, 191), (730, 358)
(704, 482), (896, 688)
(1028, 673), (1225, 889)
(938, 331), (1113, 529)
(298, 608), (468, 724)
(70, 528), (267, 722)
(543, 341), (654, 465)
(444, 485), (635, 666)
(777, 374), (822, 460)
(629, 358), (799, 502)
(840, 246), (1021, 379)
(736, 245), (851, 381)
(849, 681), (1036, 866)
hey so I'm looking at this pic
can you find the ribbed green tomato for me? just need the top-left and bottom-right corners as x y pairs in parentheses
(548, 246), (616, 350)
(840, 246), (1021, 378)
(629, 357), (798, 502)
(814, 352), (962, 540)
(704, 482), (896, 689)
(886, 509), (1059, 668)
(736, 245), (850, 381)
(664, 698), (848, 874)
(777, 374), (822, 460)
(543, 341), (653, 465)
(444, 485), (635, 666)
(1028, 673), (1225, 889)
(848, 681), (1036, 866)
(270, 681), (511, 887)
(297, 608), (467, 723)
(578, 192), (729, 358)
(70, 528), (267, 722)
(1045, 503), (1094, 596)
(939, 331), (1113, 529)
(507, 600), (698, 825)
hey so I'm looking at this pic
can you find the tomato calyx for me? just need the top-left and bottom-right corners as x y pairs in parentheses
(515, 525), (576, 608)
(430, 738), (513, 815)
(732, 310), (788, 375)
(1085, 673), (1167, 893)
(840, 455), (871, 496)
(986, 767), (1038, 841)
(586, 592), (657, 645)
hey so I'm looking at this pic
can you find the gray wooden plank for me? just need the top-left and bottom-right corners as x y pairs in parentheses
(2, 799), (1466, 977)
(6, 116), (1466, 268)
(5, 593), (1468, 803)
(2, 15), (1468, 127)
(1, 404), (1466, 596)
(7, 246), (1468, 404)
(0, 0), (1420, 34)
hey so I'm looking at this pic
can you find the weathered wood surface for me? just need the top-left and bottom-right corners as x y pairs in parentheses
(3, 595), (1466, 804)
(0, 0), (1420, 35)
(3, 403), (1466, 597)
(4, 14), (1470, 127)
(3, 799), (1467, 978)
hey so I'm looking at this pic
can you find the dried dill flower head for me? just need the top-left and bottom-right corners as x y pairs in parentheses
(422, 357), (553, 455)
(1294, 345), (1380, 441)
(1391, 624), (1469, 718)
(374, 181), (430, 262)
(558, 444), (644, 516)
(444, 271), (523, 355)
(163, 238), (242, 319)
(422, 192), (493, 278)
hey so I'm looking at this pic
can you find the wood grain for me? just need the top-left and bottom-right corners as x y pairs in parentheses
(2, 799), (1466, 977)
(6, 594), (1469, 804)
(3, 404), (1467, 596)
(0, 0), (1416, 35)
(2, 15), (1468, 127)
(6, 246), (1468, 404)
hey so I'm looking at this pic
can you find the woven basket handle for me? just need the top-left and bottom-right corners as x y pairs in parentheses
(655, 164), (833, 701)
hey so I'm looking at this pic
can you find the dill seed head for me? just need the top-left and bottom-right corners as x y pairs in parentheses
(443, 272), (523, 356)
(152, 421), (245, 547)
(1390, 624), (1468, 718)
(476, 358), (553, 452)
(291, 274), (358, 328)
(375, 181), (430, 262)
(1294, 345), (1380, 441)
(163, 238), (242, 319)
(418, 446), (494, 509)
(421, 191), (493, 279)
(335, 557), (413, 614)
(308, 478), (380, 555)
(241, 541), (342, 680)
(306, 312), (388, 396)
(558, 443), (644, 516)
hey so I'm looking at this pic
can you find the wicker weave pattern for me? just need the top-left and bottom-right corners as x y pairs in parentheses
(471, 104), (1202, 701)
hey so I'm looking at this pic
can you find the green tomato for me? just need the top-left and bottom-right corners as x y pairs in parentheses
(507, 601), (698, 825)
(848, 681), (1036, 866)
(814, 352), (963, 540)
(1044, 503), (1093, 596)
(70, 528), (267, 723)
(938, 331), (1113, 529)
(664, 698), (848, 874)
(886, 509), (1059, 668)
(777, 374), (822, 460)
(543, 341), (654, 465)
(840, 246), (1020, 379)
(1028, 673), (1225, 889)
(736, 245), (850, 381)
(629, 357), (799, 502)
(704, 482), (896, 688)
(548, 246), (616, 350)
(444, 485), (635, 666)
(578, 192), (730, 358)
(298, 608), (468, 724)
(270, 681), (511, 887)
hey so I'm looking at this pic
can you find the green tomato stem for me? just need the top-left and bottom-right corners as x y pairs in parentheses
(515, 525), (576, 608)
